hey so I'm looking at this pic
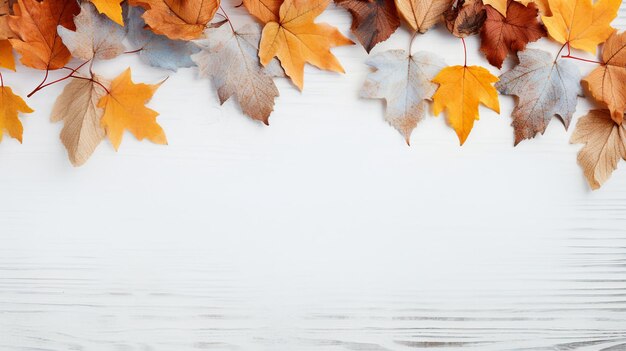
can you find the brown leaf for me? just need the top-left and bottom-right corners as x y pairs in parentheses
(51, 77), (109, 166)
(571, 109), (626, 190)
(335, 0), (400, 53)
(444, 0), (486, 38)
(0, 0), (16, 40)
(479, 0), (545, 68)
(582, 31), (626, 125)
(395, 0), (453, 33)
(8, 0), (79, 70)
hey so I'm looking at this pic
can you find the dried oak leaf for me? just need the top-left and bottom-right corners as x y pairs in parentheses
(51, 76), (109, 166)
(258, 0), (353, 90)
(432, 65), (500, 145)
(335, 0), (400, 53)
(0, 85), (32, 143)
(542, 0), (619, 53)
(360, 50), (445, 143)
(125, 5), (199, 71)
(479, 0), (545, 69)
(242, 0), (282, 23)
(444, 0), (486, 38)
(583, 31), (626, 125)
(192, 23), (279, 124)
(58, 3), (125, 61)
(129, 0), (219, 40)
(89, 0), (124, 25)
(496, 48), (581, 145)
(98, 68), (167, 150)
(571, 109), (626, 190)
(395, 0), (453, 33)
(8, 0), (79, 70)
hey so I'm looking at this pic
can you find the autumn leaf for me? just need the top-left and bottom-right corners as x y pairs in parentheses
(129, 0), (220, 40)
(444, 0), (486, 38)
(479, 0), (545, 69)
(0, 39), (13, 70)
(98, 68), (167, 150)
(89, 0), (123, 26)
(432, 64), (500, 145)
(496, 48), (581, 145)
(582, 31), (626, 125)
(483, 0), (550, 16)
(192, 23), (279, 124)
(8, 0), (79, 70)
(571, 109), (626, 190)
(243, 0), (282, 23)
(58, 3), (125, 61)
(125, 5), (199, 71)
(335, 0), (400, 53)
(51, 77), (109, 166)
(542, 0), (619, 53)
(394, 0), (453, 33)
(0, 0), (15, 40)
(361, 50), (445, 143)
(0, 85), (33, 143)
(258, 0), (353, 90)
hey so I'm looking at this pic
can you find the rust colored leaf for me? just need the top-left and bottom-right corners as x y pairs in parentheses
(335, 0), (400, 53)
(479, 0), (545, 68)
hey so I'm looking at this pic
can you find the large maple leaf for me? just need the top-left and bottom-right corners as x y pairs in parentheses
(496, 48), (581, 145)
(258, 0), (353, 90)
(571, 109), (626, 190)
(541, 0), (619, 53)
(129, 0), (220, 40)
(432, 65), (500, 145)
(98, 68), (167, 150)
(8, 0), (79, 70)
(335, 0), (400, 53)
(583, 31), (626, 125)
(479, 0), (545, 69)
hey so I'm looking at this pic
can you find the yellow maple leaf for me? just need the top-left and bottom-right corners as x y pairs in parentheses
(0, 85), (33, 143)
(258, 0), (353, 90)
(432, 65), (500, 145)
(89, 0), (124, 26)
(542, 0), (619, 53)
(98, 68), (167, 150)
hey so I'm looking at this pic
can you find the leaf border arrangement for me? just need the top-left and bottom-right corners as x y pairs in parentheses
(0, 0), (624, 190)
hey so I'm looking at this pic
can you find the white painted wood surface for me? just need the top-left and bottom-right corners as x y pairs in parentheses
(1, 3), (626, 350)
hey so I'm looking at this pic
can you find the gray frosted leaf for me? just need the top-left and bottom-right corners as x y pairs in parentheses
(192, 23), (280, 124)
(57, 2), (125, 60)
(360, 49), (445, 143)
(496, 48), (582, 145)
(124, 5), (199, 71)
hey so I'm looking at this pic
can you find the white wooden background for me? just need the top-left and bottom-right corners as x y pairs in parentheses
(1, 3), (626, 351)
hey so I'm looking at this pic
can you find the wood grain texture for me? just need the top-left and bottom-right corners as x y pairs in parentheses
(1, 3), (626, 351)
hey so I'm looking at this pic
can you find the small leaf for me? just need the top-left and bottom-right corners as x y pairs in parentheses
(125, 5), (199, 71)
(335, 0), (400, 53)
(0, 85), (33, 143)
(394, 0), (453, 33)
(582, 31), (626, 124)
(51, 77), (109, 166)
(0, 39), (14, 70)
(571, 109), (626, 190)
(58, 2), (125, 61)
(443, 0), (486, 38)
(360, 50), (445, 143)
(98, 68), (167, 150)
(89, 0), (124, 26)
(432, 64), (500, 145)
(479, 0), (545, 69)
(192, 23), (279, 124)
(496, 48), (581, 145)
(242, 0), (281, 23)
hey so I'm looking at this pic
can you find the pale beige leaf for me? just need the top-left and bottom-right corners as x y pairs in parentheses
(570, 109), (626, 190)
(395, 0), (453, 33)
(51, 77), (109, 166)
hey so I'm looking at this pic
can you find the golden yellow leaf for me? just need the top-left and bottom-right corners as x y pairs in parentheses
(243, 0), (282, 23)
(129, 0), (220, 40)
(258, 0), (353, 90)
(432, 65), (500, 145)
(89, 0), (123, 26)
(0, 85), (33, 143)
(98, 68), (167, 150)
(0, 39), (14, 70)
(542, 0), (619, 53)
